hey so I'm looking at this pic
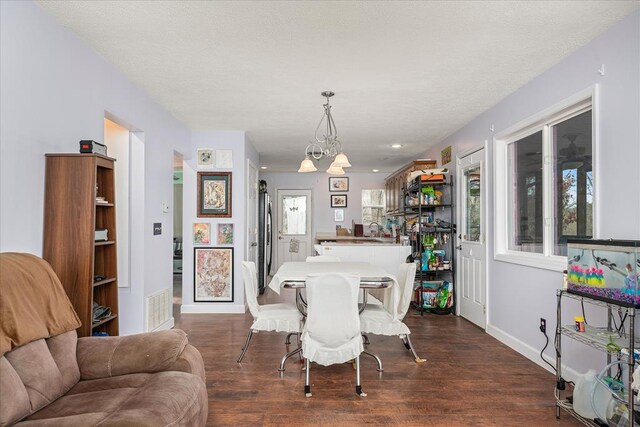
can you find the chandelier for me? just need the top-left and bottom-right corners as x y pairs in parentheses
(298, 91), (352, 174)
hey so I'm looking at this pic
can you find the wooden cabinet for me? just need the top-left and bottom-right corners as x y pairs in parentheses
(385, 159), (437, 214)
(43, 154), (119, 337)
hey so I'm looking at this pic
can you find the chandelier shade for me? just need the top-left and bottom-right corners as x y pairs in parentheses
(298, 91), (351, 173)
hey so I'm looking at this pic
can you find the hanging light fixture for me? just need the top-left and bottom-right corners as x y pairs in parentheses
(298, 91), (352, 174)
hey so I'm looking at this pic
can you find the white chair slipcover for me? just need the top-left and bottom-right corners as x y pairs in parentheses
(305, 255), (341, 262)
(359, 262), (425, 363)
(302, 273), (366, 397)
(237, 261), (303, 363)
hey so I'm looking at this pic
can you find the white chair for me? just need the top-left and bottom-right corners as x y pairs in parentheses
(302, 273), (366, 397)
(237, 261), (303, 363)
(359, 262), (425, 363)
(305, 255), (341, 262)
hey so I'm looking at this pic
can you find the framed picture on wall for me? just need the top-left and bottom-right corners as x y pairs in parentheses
(197, 172), (232, 217)
(194, 247), (234, 302)
(334, 209), (344, 222)
(197, 148), (215, 169)
(329, 176), (349, 192)
(330, 194), (347, 208)
(192, 223), (210, 244)
(217, 223), (234, 245)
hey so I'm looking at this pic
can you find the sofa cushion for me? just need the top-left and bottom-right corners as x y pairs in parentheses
(0, 357), (31, 426)
(22, 371), (207, 426)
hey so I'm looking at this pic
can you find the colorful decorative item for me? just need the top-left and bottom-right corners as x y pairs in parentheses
(330, 194), (347, 208)
(193, 223), (210, 244)
(329, 177), (349, 192)
(217, 223), (234, 245)
(441, 145), (452, 166)
(194, 247), (234, 302)
(197, 172), (232, 217)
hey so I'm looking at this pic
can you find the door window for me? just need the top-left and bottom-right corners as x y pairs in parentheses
(282, 196), (307, 235)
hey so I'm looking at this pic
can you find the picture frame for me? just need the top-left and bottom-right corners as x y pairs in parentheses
(216, 149), (233, 168)
(441, 145), (452, 166)
(197, 172), (232, 217)
(329, 176), (349, 192)
(217, 223), (234, 245)
(192, 223), (211, 244)
(194, 247), (234, 302)
(197, 148), (215, 169)
(330, 194), (347, 208)
(334, 209), (344, 222)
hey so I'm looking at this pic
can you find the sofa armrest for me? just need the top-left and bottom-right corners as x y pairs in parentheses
(77, 329), (190, 380)
(165, 344), (206, 382)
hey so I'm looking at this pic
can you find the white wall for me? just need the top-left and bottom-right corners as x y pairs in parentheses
(180, 131), (250, 314)
(418, 11), (640, 377)
(260, 172), (386, 237)
(0, 1), (191, 334)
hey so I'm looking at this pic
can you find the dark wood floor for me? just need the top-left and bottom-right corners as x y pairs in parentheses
(174, 284), (580, 426)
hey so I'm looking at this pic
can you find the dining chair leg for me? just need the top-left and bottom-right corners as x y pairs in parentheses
(404, 334), (426, 363)
(237, 329), (254, 363)
(355, 356), (367, 397)
(285, 332), (296, 345)
(362, 350), (384, 372)
(362, 334), (370, 345)
(279, 347), (302, 372)
(304, 358), (312, 397)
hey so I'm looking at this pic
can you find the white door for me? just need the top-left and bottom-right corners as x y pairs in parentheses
(246, 159), (259, 264)
(457, 147), (487, 329)
(275, 189), (312, 270)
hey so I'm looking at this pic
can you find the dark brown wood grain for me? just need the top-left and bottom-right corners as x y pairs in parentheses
(174, 288), (581, 426)
(43, 154), (118, 337)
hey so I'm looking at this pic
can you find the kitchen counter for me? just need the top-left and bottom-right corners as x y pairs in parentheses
(315, 233), (398, 245)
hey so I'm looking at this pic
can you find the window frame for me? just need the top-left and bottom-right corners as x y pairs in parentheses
(361, 188), (386, 227)
(494, 86), (598, 272)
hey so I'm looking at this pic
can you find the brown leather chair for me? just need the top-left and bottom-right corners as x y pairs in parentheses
(0, 253), (208, 426)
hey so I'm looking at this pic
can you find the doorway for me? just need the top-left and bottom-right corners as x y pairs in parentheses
(275, 189), (312, 271)
(456, 147), (487, 329)
(173, 151), (184, 318)
(246, 159), (259, 264)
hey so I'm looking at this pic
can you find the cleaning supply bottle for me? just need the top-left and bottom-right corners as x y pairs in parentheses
(573, 369), (598, 419)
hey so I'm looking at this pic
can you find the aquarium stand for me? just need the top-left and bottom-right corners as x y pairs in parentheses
(555, 289), (636, 425)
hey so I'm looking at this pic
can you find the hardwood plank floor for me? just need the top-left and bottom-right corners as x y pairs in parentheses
(174, 287), (580, 426)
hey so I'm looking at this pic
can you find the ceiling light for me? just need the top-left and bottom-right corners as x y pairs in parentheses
(260, 166), (267, 170)
(298, 91), (351, 174)
(372, 169), (379, 172)
(391, 144), (402, 149)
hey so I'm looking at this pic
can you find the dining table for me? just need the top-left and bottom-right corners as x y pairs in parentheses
(270, 261), (398, 372)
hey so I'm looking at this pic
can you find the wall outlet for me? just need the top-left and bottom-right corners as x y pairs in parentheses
(539, 318), (546, 334)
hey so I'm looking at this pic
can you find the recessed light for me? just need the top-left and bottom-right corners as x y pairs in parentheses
(391, 144), (402, 149)
(260, 166), (267, 170)
(372, 169), (379, 173)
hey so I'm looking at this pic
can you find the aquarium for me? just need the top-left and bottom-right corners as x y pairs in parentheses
(567, 239), (640, 307)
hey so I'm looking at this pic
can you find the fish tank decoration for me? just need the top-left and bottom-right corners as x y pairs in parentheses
(566, 239), (640, 307)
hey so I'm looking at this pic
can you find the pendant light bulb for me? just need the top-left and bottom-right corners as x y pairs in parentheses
(326, 164), (345, 175)
(298, 157), (317, 173)
(333, 152), (352, 168)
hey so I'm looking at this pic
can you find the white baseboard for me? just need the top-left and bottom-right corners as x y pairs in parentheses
(486, 323), (581, 383)
(180, 304), (247, 314)
(152, 317), (175, 332)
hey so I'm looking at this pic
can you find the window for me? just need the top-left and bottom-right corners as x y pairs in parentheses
(495, 88), (595, 271)
(362, 189), (385, 226)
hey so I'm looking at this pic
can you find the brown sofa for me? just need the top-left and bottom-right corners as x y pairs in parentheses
(0, 253), (208, 426)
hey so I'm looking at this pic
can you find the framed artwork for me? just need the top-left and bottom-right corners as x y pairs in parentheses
(329, 176), (349, 192)
(197, 172), (232, 217)
(194, 247), (234, 302)
(441, 145), (452, 166)
(197, 148), (215, 169)
(217, 223), (234, 245)
(216, 149), (233, 168)
(334, 209), (344, 222)
(192, 223), (210, 244)
(330, 194), (347, 208)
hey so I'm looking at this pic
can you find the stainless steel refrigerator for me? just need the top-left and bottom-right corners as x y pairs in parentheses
(258, 180), (273, 294)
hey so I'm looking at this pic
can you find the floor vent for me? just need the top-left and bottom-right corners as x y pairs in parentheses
(146, 289), (170, 331)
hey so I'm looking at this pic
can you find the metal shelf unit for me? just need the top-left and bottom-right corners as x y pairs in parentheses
(403, 176), (455, 315)
(556, 289), (636, 425)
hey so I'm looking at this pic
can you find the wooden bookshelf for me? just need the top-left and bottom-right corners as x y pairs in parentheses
(43, 153), (119, 337)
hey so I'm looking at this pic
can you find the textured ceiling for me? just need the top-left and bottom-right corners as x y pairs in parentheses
(38, 1), (638, 172)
